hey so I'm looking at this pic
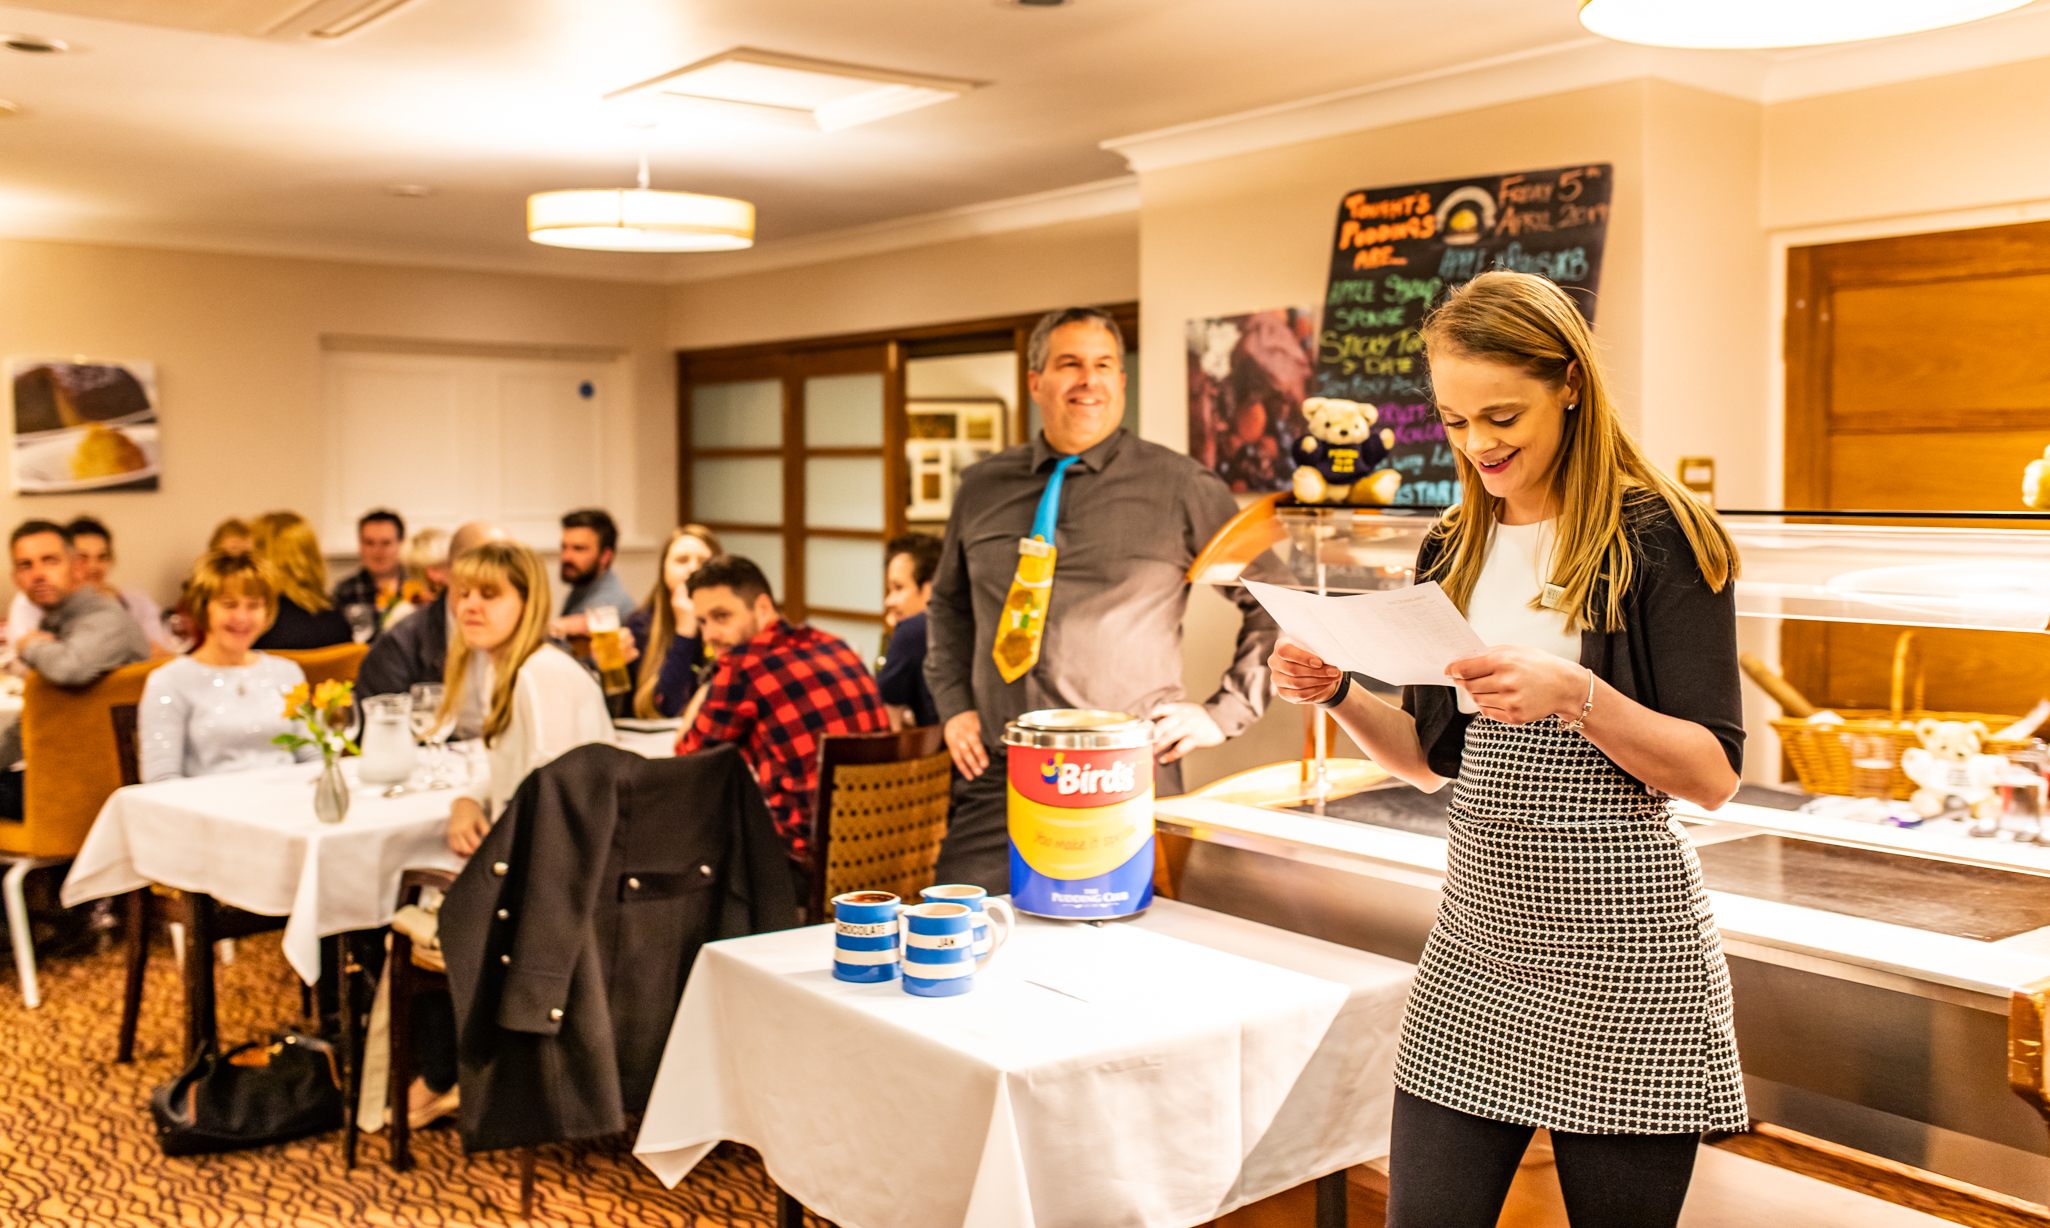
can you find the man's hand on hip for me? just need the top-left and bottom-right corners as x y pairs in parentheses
(944, 711), (989, 780)
(1150, 702), (1224, 765)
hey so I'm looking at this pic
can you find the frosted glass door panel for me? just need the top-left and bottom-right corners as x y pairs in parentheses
(692, 458), (783, 525)
(804, 458), (885, 530)
(804, 374), (885, 448)
(805, 538), (884, 612)
(810, 614), (884, 664)
(692, 380), (782, 448)
(714, 531), (785, 597)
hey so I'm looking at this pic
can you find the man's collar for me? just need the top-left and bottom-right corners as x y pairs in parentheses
(1031, 427), (1127, 475)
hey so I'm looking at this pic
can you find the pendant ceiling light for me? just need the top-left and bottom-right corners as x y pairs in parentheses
(527, 151), (753, 253)
(1577, 0), (2035, 49)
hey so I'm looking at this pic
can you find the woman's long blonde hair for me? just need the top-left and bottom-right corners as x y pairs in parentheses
(250, 511), (334, 613)
(631, 524), (720, 718)
(1419, 270), (1735, 632)
(438, 540), (553, 746)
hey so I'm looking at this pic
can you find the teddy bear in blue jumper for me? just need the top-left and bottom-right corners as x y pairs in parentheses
(1292, 396), (1401, 505)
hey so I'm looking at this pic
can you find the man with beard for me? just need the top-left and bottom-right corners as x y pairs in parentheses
(551, 507), (633, 636)
(676, 555), (888, 884)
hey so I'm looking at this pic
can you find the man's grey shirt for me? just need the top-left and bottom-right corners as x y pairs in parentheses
(23, 588), (150, 686)
(924, 428), (1278, 743)
(6, 587), (150, 763)
(561, 569), (634, 620)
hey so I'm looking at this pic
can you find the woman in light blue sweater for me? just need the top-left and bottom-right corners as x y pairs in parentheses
(140, 552), (312, 782)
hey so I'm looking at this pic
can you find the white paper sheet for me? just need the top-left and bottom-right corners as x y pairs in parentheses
(1244, 579), (1486, 688)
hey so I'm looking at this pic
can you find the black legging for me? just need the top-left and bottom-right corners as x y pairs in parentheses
(1385, 1090), (1701, 1228)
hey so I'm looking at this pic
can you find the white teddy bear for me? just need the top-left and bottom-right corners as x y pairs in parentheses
(1899, 718), (2006, 820)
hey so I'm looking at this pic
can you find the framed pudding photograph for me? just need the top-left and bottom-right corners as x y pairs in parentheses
(905, 397), (1005, 523)
(7, 356), (162, 494)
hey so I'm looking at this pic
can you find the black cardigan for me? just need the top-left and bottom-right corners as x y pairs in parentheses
(440, 742), (797, 1153)
(1399, 502), (1744, 785)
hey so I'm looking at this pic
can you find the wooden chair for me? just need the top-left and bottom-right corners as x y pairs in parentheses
(806, 726), (951, 923)
(109, 703), (297, 1064)
(106, 644), (366, 1056)
(385, 866), (540, 1213)
(3, 657), (169, 1009)
(386, 867), (454, 1174)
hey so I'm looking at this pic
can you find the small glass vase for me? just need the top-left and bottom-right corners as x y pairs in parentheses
(314, 756), (350, 825)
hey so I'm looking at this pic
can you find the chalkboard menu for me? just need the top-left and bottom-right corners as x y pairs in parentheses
(1310, 163), (1613, 508)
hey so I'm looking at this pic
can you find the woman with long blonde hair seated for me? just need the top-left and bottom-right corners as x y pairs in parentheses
(406, 539), (612, 1126)
(624, 524), (718, 719)
(440, 539), (614, 856)
(250, 511), (351, 650)
(139, 552), (313, 782)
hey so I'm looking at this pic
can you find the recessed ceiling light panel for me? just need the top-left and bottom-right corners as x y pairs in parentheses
(1578, 0), (2035, 49)
(608, 48), (979, 133)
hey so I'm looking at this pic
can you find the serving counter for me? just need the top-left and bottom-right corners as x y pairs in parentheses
(1167, 505), (2050, 1206)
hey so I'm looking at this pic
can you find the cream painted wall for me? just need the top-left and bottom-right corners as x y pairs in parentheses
(0, 237), (675, 610)
(667, 212), (1139, 349)
(1639, 81), (1770, 510)
(1765, 53), (2050, 232)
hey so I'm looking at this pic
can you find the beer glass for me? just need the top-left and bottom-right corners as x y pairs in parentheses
(586, 605), (632, 696)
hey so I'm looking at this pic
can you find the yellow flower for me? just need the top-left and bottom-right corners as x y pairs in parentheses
(283, 682), (309, 717)
(313, 679), (343, 711)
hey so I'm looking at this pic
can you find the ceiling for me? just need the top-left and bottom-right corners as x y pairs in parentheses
(0, 1), (2044, 282)
(0, 0), (1607, 280)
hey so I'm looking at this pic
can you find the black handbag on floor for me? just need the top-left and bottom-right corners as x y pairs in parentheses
(149, 1032), (344, 1156)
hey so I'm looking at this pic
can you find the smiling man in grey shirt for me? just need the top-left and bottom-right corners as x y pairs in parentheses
(924, 307), (1279, 892)
(4, 519), (151, 765)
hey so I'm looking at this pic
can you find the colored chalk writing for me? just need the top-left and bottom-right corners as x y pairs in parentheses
(1311, 164), (1614, 508)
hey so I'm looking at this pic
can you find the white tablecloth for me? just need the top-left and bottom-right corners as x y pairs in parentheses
(60, 758), (464, 982)
(633, 898), (1415, 1228)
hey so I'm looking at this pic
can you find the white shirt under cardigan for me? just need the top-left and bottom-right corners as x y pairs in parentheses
(1457, 519), (1579, 715)
(458, 642), (614, 820)
(138, 653), (315, 782)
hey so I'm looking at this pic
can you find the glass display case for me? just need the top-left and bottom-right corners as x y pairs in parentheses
(1192, 501), (2050, 635)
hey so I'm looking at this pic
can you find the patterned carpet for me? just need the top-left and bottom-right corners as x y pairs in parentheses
(0, 921), (798, 1227)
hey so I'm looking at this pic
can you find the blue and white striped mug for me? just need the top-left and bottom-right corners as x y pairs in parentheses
(832, 890), (902, 983)
(918, 884), (1016, 960)
(900, 900), (1009, 997)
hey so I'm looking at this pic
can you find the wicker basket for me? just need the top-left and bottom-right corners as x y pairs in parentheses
(1769, 631), (2028, 800)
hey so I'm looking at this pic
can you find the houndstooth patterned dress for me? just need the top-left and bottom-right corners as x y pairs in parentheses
(1392, 713), (1747, 1135)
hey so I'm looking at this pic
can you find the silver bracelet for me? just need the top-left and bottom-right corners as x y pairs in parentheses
(1560, 668), (1595, 733)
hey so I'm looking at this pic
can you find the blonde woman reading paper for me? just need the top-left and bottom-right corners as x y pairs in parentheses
(1269, 270), (1744, 1228)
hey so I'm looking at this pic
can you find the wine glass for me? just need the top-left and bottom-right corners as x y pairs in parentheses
(408, 683), (451, 786)
(343, 603), (379, 644)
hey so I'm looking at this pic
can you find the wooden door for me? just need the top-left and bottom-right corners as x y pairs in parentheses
(678, 343), (906, 658)
(1784, 220), (2050, 718)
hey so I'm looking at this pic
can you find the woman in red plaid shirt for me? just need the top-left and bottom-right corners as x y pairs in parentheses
(675, 556), (888, 869)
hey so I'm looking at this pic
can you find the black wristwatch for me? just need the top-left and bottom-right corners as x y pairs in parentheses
(1314, 671), (1354, 710)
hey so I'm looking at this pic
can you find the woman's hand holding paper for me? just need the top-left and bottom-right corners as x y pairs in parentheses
(1270, 640), (1345, 706)
(1446, 645), (1585, 726)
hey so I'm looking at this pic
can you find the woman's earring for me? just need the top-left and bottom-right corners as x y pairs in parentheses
(1566, 400), (1580, 412)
